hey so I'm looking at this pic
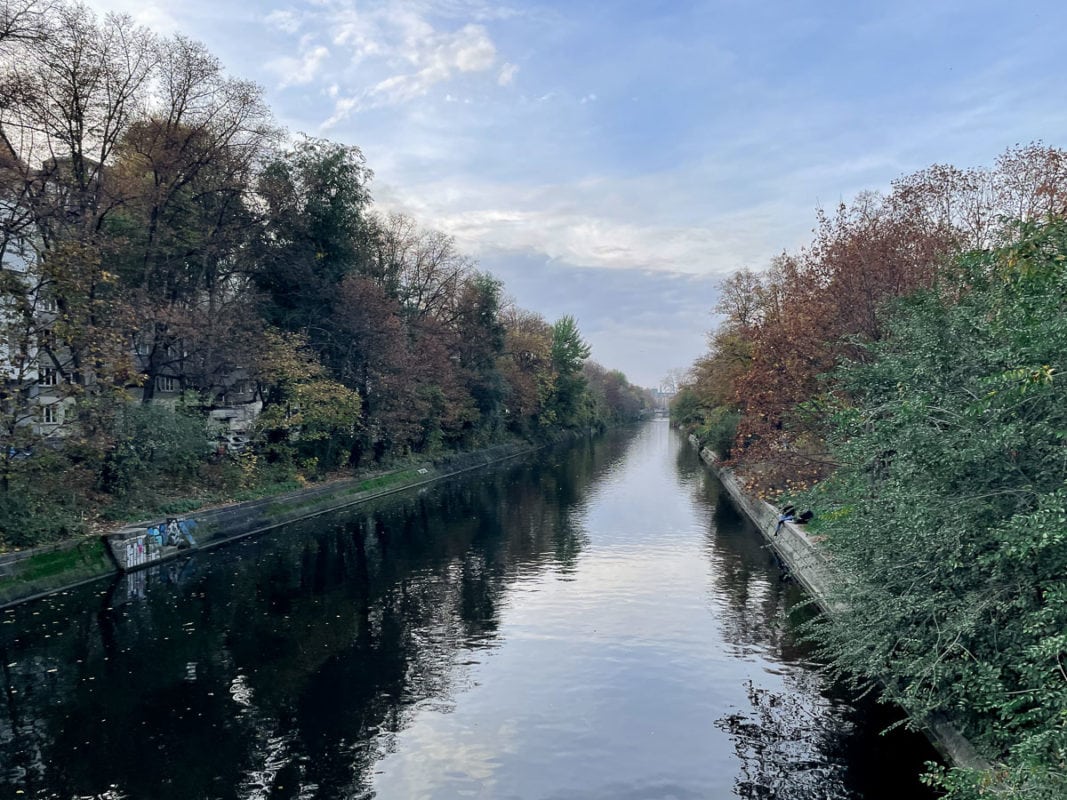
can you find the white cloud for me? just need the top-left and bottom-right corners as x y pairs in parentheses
(83, 1), (522, 130)
(378, 177), (786, 277)
(264, 9), (302, 35)
(330, 6), (388, 62)
(270, 44), (331, 89)
(497, 62), (519, 86)
(323, 16), (499, 126)
(375, 24), (494, 98)
(323, 96), (360, 130)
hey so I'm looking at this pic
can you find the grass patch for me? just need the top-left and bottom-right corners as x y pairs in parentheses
(13, 540), (110, 584)
(158, 498), (204, 515)
(99, 461), (468, 529)
(263, 470), (423, 516)
(357, 470), (419, 493)
(232, 480), (304, 503)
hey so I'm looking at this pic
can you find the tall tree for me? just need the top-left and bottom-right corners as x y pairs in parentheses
(453, 272), (506, 430)
(251, 329), (361, 470)
(549, 315), (592, 428)
(255, 136), (373, 346)
(0, 3), (153, 454)
(107, 34), (278, 401)
(498, 307), (555, 434)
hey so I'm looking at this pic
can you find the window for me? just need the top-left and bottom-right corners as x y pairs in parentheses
(39, 328), (56, 350)
(39, 367), (58, 387)
(157, 375), (177, 392)
(38, 296), (58, 313)
(42, 403), (58, 424)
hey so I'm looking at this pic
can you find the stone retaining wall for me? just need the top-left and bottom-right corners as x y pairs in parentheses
(697, 444), (841, 613)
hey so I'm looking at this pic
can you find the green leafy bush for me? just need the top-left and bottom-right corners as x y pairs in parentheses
(800, 218), (1067, 798)
(0, 453), (87, 548)
(696, 407), (741, 459)
(99, 404), (208, 498)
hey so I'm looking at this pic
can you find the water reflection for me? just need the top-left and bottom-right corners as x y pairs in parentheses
(0, 426), (937, 799)
(715, 675), (854, 799)
(0, 435), (632, 800)
(674, 440), (935, 799)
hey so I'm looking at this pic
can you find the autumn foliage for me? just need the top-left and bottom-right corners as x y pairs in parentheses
(0, 2), (653, 543)
(674, 144), (1067, 492)
(673, 145), (1067, 800)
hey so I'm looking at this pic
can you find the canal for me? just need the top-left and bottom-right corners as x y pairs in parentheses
(0, 421), (939, 799)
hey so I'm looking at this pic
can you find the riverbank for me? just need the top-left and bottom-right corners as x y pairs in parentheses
(689, 435), (988, 773)
(0, 440), (545, 609)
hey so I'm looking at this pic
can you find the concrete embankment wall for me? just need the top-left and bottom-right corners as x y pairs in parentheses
(689, 435), (988, 773)
(0, 441), (538, 609)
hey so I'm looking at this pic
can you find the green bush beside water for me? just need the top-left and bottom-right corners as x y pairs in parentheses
(792, 219), (1067, 799)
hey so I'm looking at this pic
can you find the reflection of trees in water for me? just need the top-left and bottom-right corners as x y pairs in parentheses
(672, 433), (809, 663)
(0, 431), (637, 800)
(715, 675), (938, 800)
(675, 434), (857, 798)
(677, 432), (939, 800)
(707, 492), (814, 664)
(715, 676), (855, 800)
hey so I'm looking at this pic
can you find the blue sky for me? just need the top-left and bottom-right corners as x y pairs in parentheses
(85, 0), (1067, 387)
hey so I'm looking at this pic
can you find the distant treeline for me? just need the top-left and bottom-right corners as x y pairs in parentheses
(673, 146), (1067, 798)
(0, 1), (652, 545)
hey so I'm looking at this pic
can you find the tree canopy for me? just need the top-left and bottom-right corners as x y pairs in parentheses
(673, 149), (1067, 798)
(0, 1), (653, 545)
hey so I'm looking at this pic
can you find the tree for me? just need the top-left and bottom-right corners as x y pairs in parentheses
(549, 315), (592, 428)
(251, 329), (361, 471)
(330, 273), (478, 462)
(498, 307), (555, 434)
(0, 1), (51, 47)
(892, 143), (1067, 250)
(681, 145), (1067, 491)
(551, 315), (591, 375)
(255, 136), (373, 345)
(453, 272), (506, 431)
(369, 212), (473, 323)
(729, 192), (960, 488)
(107, 35), (278, 402)
(714, 267), (764, 332)
(583, 362), (650, 423)
(0, 4), (153, 465)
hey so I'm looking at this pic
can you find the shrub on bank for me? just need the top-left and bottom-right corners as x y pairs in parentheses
(796, 219), (1067, 799)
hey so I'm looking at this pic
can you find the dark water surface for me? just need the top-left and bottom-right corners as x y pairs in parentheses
(0, 422), (939, 799)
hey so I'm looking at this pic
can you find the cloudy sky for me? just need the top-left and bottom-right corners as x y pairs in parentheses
(85, 0), (1067, 387)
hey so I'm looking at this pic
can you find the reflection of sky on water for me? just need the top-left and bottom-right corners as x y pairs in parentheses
(0, 423), (936, 799)
(369, 423), (936, 799)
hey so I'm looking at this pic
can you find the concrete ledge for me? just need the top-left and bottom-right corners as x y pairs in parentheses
(689, 435), (989, 773)
(138, 442), (537, 559)
(2, 441), (540, 607)
(701, 448), (841, 614)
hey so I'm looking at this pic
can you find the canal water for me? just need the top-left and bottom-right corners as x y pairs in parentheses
(0, 421), (939, 799)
